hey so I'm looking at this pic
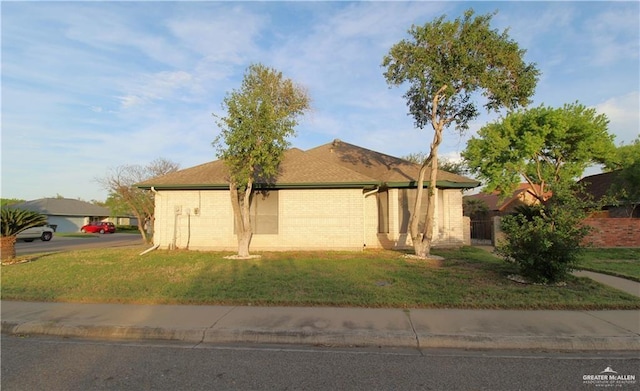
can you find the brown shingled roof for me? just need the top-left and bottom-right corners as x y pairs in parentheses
(577, 170), (621, 203)
(137, 147), (378, 190)
(137, 140), (479, 190)
(465, 183), (548, 212)
(307, 139), (479, 188)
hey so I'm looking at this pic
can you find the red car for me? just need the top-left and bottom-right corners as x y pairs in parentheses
(80, 222), (116, 234)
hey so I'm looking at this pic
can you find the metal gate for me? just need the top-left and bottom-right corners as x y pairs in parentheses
(470, 220), (493, 245)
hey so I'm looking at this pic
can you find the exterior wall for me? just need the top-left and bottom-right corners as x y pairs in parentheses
(46, 216), (86, 233)
(436, 189), (467, 247)
(377, 188), (467, 249)
(256, 188), (365, 250)
(492, 216), (640, 248)
(462, 216), (471, 246)
(153, 188), (367, 251)
(582, 218), (640, 248)
(153, 190), (235, 250)
(153, 187), (469, 251)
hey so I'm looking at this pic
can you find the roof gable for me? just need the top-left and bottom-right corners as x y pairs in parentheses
(307, 139), (479, 188)
(465, 183), (545, 212)
(577, 170), (620, 202)
(138, 140), (480, 190)
(137, 148), (378, 190)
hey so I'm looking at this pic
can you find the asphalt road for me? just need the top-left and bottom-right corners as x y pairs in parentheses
(1, 335), (638, 391)
(15, 233), (146, 256)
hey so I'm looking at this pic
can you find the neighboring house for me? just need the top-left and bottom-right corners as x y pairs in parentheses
(578, 170), (640, 218)
(578, 171), (640, 247)
(8, 198), (111, 232)
(464, 183), (548, 218)
(137, 140), (479, 251)
(463, 183), (549, 245)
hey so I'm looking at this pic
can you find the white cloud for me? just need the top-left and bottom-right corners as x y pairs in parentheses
(117, 70), (195, 109)
(583, 7), (640, 66)
(2, 2), (638, 201)
(167, 12), (264, 64)
(594, 91), (640, 145)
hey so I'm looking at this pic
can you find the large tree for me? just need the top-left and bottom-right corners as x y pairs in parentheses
(214, 64), (311, 258)
(462, 102), (617, 201)
(98, 158), (180, 243)
(382, 9), (538, 258)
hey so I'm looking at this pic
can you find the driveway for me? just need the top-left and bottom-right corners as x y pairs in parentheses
(15, 233), (146, 256)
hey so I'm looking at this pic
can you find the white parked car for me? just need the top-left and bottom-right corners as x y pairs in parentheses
(16, 226), (54, 242)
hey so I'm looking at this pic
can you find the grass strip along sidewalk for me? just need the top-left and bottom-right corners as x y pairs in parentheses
(577, 248), (640, 282)
(2, 247), (639, 310)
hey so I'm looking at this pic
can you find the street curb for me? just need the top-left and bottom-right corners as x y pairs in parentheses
(4, 321), (639, 351)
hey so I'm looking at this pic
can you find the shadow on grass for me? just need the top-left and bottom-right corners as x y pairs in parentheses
(2, 247), (639, 310)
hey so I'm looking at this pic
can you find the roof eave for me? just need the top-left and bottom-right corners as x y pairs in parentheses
(137, 181), (381, 191)
(139, 180), (480, 191)
(386, 180), (481, 189)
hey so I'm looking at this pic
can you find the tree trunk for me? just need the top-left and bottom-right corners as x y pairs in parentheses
(1, 236), (17, 261)
(421, 151), (439, 258)
(230, 181), (254, 257)
(410, 85), (447, 258)
(237, 229), (253, 258)
(409, 162), (429, 256)
(135, 213), (151, 244)
(410, 153), (438, 259)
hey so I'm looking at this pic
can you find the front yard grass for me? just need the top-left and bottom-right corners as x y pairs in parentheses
(1, 247), (638, 309)
(577, 248), (640, 282)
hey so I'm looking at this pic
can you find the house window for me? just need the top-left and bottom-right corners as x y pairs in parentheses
(233, 191), (279, 234)
(251, 190), (279, 234)
(377, 190), (389, 233)
(398, 188), (428, 234)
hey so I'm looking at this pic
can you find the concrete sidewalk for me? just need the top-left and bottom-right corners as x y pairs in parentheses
(2, 301), (639, 351)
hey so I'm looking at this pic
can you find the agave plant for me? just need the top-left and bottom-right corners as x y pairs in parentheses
(1, 208), (48, 260)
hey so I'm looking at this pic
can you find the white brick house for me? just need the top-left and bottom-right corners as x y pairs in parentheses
(137, 140), (479, 251)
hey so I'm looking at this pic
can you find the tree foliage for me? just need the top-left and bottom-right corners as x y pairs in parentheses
(1, 208), (48, 237)
(403, 153), (469, 176)
(1, 208), (48, 261)
(463, 102), (616, 202)
(382, 8), (538, 257)
(97, 158), (180, 243)
(463, 198), (489, 219)
(0, 198), (25, 208)
(214, 63), (310, 257)
(604, 138), (640, 217)
(497, 188), (591, 283)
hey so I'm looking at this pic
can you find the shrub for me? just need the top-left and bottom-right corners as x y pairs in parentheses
(1, 208), (48, 261)
(497, 194), (591, 283)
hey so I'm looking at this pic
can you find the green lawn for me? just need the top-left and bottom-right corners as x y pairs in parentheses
(577, 248), (640, 282)
(2, 247), (638, 309)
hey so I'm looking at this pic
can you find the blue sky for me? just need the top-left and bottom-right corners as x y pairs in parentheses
(2, 1), (639, 202)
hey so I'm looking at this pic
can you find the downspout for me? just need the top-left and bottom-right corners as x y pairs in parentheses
(149, 186), (160, 243)
(363, 187), (379, 249)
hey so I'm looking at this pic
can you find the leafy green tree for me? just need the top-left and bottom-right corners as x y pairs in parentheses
(463, 102), (617, 202)
(463, 198), (489, 219)
(104, 193), (133, 218)
(382, 9), (539, 258)
(214, 64), (311, 257)
(497, 186), (591, 283)
(605, 138), (640, 170)
(1, 208), (47, 260)
(0, 199), (25, 208)
(98, 158), (180, 243)
(604, 138), (640, 217)
(403, 153), (469, 176)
